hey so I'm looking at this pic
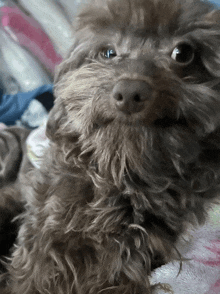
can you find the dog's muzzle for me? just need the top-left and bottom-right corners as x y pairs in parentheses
(111, 58), (157, 116)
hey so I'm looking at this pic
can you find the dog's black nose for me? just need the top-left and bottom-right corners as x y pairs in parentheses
(112, 80), (152, 114)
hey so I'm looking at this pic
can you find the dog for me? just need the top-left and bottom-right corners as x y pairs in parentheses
(1, 0), (220, 293)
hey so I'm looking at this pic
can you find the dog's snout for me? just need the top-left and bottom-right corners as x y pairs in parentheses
(112, 80), (152, 114)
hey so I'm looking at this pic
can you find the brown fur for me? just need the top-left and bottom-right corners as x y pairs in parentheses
(2, 0), (220, 293)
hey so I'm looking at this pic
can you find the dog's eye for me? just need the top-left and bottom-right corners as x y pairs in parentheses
(101, 48), (117, 59)
(171, 43), (195, 64)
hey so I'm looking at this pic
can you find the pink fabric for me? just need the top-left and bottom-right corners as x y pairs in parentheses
(151, 222), (220, 294)
(194, 240), (220, 267)
(0, 6), (62, 74)
(206, 279), (220, 294)
(203, 241), (220, 294)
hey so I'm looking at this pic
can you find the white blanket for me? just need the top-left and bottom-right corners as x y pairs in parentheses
(151, 205), (220, 294)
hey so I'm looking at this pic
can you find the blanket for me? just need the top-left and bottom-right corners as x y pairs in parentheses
(151, 205), (220, 294)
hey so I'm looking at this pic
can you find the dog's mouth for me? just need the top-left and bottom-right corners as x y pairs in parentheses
(94, 114), (189, 130)
(153, 116), (188, 128)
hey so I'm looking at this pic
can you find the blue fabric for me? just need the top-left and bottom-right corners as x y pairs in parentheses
(212, 0), (220, 6)
(0, 84), (53, 125)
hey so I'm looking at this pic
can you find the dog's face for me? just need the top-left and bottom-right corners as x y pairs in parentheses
(48, 0), (220, 194)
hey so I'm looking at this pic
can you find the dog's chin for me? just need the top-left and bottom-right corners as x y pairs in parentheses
(77, 111), (197, 179)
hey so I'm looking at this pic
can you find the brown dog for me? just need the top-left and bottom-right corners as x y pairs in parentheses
(2, 0), (220, 293)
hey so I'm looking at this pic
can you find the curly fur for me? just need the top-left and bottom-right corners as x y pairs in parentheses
(0, 127), (30, 264)
(1, 0), (220, 293)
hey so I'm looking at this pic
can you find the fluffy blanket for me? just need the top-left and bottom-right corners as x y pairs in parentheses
(151, 205), (220, 294)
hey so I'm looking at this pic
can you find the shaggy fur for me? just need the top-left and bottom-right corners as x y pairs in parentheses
(0, 127), (30, 263)
(2, 0), (220, 293)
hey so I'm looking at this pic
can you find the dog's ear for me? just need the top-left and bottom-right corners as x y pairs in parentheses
(54, 4), (99, 84)
(54, 33), (90, 84)
(195, 9), (220, 78)
(49, 28), (91, 142)
(204, 9), (220, 24)
(46, 100), (67, 142)
(48, 40), (87, 142)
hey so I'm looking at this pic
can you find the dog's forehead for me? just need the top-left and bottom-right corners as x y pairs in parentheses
(73, 0), (217, 60)
(77, 0), (214, 37)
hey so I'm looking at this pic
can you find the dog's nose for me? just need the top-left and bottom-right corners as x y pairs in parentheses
(112, 80), (152, 114)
